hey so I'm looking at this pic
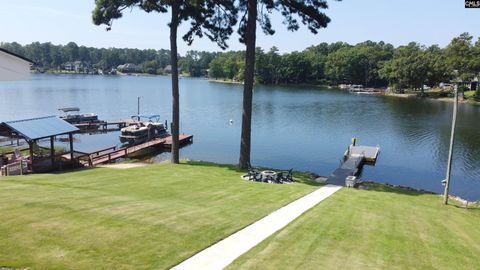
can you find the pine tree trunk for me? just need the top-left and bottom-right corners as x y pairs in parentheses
(170, 3), (180, 164)
(239, 0), (257, 170)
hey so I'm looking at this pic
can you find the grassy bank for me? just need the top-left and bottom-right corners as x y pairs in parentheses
(464, 90), (479, 99)
(0, 145), (14, 154)
(0, 145), (65, 155)
(208, 78), (244, 85)
(0, 161), (316, 270)
(229, 183), (480, 269)
(384, 91), (480, 105)
(3, 161), (479, 270)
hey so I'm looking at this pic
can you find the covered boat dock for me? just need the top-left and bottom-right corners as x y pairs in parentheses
(0, 116), (79, 173)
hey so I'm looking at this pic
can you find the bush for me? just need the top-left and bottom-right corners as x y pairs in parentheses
(459, 85), (469, 90)
(459, 85), (469, 97)
(420, 91), (452, 98)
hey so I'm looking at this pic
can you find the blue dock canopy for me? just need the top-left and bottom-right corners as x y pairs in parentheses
(0, 116), (79, 141)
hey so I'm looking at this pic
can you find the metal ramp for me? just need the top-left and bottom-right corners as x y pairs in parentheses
(326, 156), (365, 186)
(326, 142), (380, 186)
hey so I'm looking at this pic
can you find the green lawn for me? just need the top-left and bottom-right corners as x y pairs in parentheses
(464, 90), (475, 98)
(0, 145), (65, 155)
(0, 162), (317, 270)
(464, 90), (479, 100)
(228, 183), (480, 270)
(0, 145), (15, 154)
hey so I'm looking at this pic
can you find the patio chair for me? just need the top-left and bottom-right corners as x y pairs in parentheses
(266, 173), (281, 184)
(275, 172), (284, 183)
(247, 163), (262, 181)
(279, 169), (293, 183)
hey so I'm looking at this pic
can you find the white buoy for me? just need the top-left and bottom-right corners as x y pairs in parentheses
(229, 119), (233, 124)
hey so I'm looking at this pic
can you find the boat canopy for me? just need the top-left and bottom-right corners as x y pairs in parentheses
(59, 107), (80, 112)
(0, 116), (79, 141)
(131, 114), (161, 120)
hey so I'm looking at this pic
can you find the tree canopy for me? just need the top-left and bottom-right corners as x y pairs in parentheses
(92, 1), (237, 49)
(91, 0), (237, 164)
(236, 0), (337, 169)
(2, 32), (479, 92)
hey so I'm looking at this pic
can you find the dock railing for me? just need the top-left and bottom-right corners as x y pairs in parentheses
(71, 134), (193, 167)
(1, 160), (28, 176)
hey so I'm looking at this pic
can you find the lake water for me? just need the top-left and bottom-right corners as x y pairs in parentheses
(1, 74), (479, 200)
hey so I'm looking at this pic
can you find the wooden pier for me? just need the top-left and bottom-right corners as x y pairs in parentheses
(74, 120), (133, 132)
(70, 134), (193, 166)
(326, 144), (380, 186)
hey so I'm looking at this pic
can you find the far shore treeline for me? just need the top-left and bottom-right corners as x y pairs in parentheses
(1, 32), (479, 92)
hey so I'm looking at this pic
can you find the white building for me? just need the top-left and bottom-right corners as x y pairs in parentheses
(0, 48), (33, 81)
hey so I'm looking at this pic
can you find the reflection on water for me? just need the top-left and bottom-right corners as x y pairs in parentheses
(0, 74), (479, 200)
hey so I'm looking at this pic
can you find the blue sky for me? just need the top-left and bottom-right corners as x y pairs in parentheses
(0, 0), (479, 54)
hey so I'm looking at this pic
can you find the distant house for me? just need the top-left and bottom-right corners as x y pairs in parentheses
(163, 65), (172, 73)
(0, 48), (34, 81)
(63, 61), (91, 73)
(471, 76), (478, 91)
(63, 62), (74, 71)
(73, 61), (84, 72)
(449, 70), (479, 91)
(163, 64), (181, 74)
(117, 63), (141, 73)
(450, 76), (480, 91)
(439, 82), (454, 90)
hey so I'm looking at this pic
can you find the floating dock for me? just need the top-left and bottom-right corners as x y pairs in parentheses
(326, 143), (380, 186)
(68, 134), (193, 166)
(74, 119), (134, 132)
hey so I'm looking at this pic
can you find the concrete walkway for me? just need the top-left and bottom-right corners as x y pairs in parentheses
(171, 184), (342, 270)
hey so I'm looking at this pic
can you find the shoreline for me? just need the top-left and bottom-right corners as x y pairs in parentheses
(208, 79), (244, 85)
(162, 160), (480, 204)
(32, 72), (480, 105)
(360, 180), (479, 206)
(205, 79), (480, 105)
(383, 92), (480, 105)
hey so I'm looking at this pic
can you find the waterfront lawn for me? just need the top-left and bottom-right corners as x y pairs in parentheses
(0, 162), (316, 270)
(229, 183), (480, 270)
(0, 145), (65, 155)
(464, 90), (477, 99)
(0, 145), (14, 154)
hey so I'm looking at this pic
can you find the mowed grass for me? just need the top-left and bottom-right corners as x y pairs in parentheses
(228, 183), (480, 270)
(0, 161), (317, 270)
(464, 90), (479, 99)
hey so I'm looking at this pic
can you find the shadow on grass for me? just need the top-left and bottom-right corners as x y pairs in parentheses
(183, 160), (322, 187)
(19, 159), (321, 187)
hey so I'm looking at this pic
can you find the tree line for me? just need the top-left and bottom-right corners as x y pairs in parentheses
(0, 41), (173, 74)
(0, 40), (226, 76)
(3, 32), (478, 92)
(209, 33), (480, 92)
